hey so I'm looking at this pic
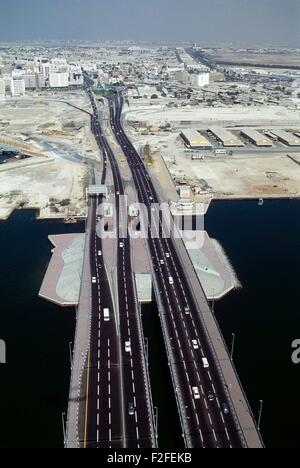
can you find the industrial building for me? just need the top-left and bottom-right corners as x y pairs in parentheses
(241, 129), (273, 147)
(209, 126), (244, 147)
(271, 129), (300, 146)
(181, 130), (212, 149)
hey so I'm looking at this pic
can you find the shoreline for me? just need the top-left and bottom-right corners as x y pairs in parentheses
(0, 194), (299, 223)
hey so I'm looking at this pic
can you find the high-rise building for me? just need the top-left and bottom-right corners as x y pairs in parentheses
(10, 78), (26, 96)
(49, 71), (69, 88)
(191, 72), (210, 88)
(69, 66), (84, 86)
(23, 73), (46, 89)
(0, 78), (6, 98)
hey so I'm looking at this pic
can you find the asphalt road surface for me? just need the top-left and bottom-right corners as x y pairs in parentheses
(84, 84), (156, 449)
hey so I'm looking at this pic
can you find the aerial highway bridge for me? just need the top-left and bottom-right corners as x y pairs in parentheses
(66, 74), (263, 449)
(66, 81), (156, 448)
(107, 90), (263, 449)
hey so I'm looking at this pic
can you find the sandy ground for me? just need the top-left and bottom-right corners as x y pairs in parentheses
(0, 92), (98, 219)
(124, 104), (300, 127)
(167, 154), (300, 199)
(124, 119), (300, 201)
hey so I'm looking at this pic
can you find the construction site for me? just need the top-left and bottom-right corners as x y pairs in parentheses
(0, 92), (99, 221)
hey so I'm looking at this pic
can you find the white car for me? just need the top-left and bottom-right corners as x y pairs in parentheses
(192, 340), (199, 350)
(160, 260), (165, 265)
(98, 251), (102, 256)
(166, 253), (170, 258)
(125, 341), (131, 353)
(120, 242), (124, 248)
(202, 357), (210, 369)
(92, 277), (97, 284)
(168, 277), (174, 285)
(103, 308), (110, 322)
(192, 387), (201, 400)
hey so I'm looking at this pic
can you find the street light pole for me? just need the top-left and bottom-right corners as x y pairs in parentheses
(69, 342), (73, 370)
(62, 412), (67, 447)
(231, 333), (236, 362)
(145, 338), (149, 366)
(211, 289), (215, 314)
(258, 400), (264, 433)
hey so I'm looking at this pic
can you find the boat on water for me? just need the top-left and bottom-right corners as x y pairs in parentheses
(258, 198), (264, 206)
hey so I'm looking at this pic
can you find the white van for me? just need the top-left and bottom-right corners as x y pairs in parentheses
(103, 308), (110, 322)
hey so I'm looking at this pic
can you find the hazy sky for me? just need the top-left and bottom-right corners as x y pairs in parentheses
(0, 0), (299, 46)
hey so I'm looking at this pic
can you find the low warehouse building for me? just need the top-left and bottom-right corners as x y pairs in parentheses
(241, 129), (273, 147)
(271, 130), (300, 146)
(209, 126), (244, 147)
(180, 130), (212, 149)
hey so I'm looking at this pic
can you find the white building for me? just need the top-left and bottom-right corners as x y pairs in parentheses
(49, 71), (69, 88)
(42, 63), (51, 77)
(0, 78), (5, 98)
(191, 72), (210, 88)
(10, 78), (26, 96)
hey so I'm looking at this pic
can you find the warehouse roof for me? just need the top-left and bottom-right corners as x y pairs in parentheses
(181, 130), (212, 148)
(271, 129), (300, 146)
(209, 126), (244, 146)
(241, 128), (273, 146)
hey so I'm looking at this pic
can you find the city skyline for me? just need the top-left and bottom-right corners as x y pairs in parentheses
(0, 0), (299, 47)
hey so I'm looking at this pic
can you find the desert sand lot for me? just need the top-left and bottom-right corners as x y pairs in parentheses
(163, 152), (300, 199)
(0, 93), (98, 220)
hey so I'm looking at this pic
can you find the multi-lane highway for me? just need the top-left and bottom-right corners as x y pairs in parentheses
(108, 91), (247, 449)
(84, 84), (156, 448)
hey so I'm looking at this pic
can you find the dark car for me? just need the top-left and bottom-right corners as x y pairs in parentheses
(128, 403), (135, 416)
(222, 402), (230, 415)
(207, 390), (215, 402)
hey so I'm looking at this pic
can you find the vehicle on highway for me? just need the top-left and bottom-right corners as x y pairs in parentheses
(166, 253), (170, 258)
(92, 277), (97, 284)
(103, 308), (110, 322)
(184, 307), (190, 315)
(169, 277), (174, 285)
(160, 259), (165, 265)
(120, 242), (124, 248)
(192, 387), (201, 400)
(98, 250), (102, 256)
(128, 403), (135, 416)
(222, 402), (230, 415)
(125, 341), (131, 353)
(207, 390), (215, 402)
(202, 357), (210, 368)
(192, 339), (199, 350)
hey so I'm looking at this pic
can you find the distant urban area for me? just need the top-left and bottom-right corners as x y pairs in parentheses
(0, 40), (299, 451)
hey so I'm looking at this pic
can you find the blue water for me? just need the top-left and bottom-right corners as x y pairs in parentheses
(0, 200), (299, 448)
(0, 210), (84, 448)
(205, 199), (300, 448)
